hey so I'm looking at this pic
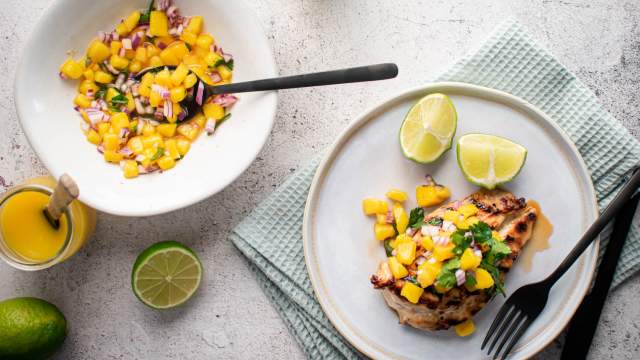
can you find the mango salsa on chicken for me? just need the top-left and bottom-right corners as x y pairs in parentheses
(59, 0), (236, 178)
(363, 179), (537, 336)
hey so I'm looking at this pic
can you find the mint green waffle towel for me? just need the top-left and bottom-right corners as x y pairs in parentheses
(229, 21), (640, 359)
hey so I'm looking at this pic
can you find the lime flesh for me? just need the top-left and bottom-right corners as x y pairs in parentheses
(456, 134), (527, 189)
(132, 241), (202, 310)
(399, 93), (457, 163)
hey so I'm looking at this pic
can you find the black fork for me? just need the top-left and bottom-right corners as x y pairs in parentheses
(482, 165), (640, 360)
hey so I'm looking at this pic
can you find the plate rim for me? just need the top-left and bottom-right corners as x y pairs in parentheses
(13, 0), (279, 217)
(302, 81), (599, 359)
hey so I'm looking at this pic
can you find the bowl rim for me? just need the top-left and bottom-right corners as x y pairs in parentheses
(13, 0), (279, 216)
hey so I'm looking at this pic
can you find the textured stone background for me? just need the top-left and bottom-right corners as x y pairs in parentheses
(1, 0), (639, 359)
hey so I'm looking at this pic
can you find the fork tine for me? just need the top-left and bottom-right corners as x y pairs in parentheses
(487, 307), (520, 355)
(481, 303), (514, 349)
(498, 316), (533, 360)
(493, 313), (527, 360)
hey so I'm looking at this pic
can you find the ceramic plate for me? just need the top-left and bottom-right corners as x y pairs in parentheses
(303, 82), (598, 359)
(14, 0), (277, 216)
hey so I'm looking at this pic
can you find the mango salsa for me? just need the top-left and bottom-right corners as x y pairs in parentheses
(59, 1), (236, 178)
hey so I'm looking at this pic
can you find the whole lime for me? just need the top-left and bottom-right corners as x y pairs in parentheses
(0, 297), (67, 360)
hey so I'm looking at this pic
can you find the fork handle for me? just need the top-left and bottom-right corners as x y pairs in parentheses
(208, 63), (399, 94)
(544, 166), (640, 285)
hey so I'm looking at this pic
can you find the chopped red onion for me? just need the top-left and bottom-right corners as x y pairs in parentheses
(212, 94), (238, 108)
(97, 144), (105, 154)
(166, 5), (178, 17)
(208, 72), (222, 83)
(111, 31), (119, 41)
(131, 33), (142, 49)
(119, 147), (133, 157)
(131, 83), (140, 97)
(105, 62), (120, 75)
(455, 270), (466, 286)
(177, 108), (187, 121)
(97, 31), (107, 43)
(135, 154), (145, 162)
(115, 73), (126, 88)
(134, 98), (145, 114)
(156, 0), (171, 11)
(204, 118), (216, 134)
(122, 38), (132, 50)
(147, 119), (160, 126)
(73, 105), (81, 112)
(58, 71), (68, 80)
(195, 81), (204, 105)
(474, 249), (483, 258)
(80, 121), (90, 132)
(118, 46), (126, 57)
(385, 210), (394, 224)
(154, 106), (164, 120)
(157, 42), (167, 50)
(163, 102), (173, 119)
(416, 257), (427, 266)
(119, 128), (130, 139)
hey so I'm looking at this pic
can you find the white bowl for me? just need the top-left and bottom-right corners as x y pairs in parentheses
(15, 0), (277, 216)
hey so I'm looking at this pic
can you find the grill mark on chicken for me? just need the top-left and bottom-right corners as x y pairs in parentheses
(373, 189), (537, 331)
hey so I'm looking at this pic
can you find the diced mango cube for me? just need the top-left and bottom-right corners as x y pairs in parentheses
(60, 58), (84, 79)
(164, 138), (180, 159)
(458, 204), (479, 218)
(97, 123), (111, 136)
(433, 244), (455, 262)
(376, 214), (387, 225)
(170, 86), (186, 103)
(149, 11), (169, 36)
(128, 136), (144, 154)
(183, 73), (198, 88)
(396, 241), (416, 265)
(474, 268), (494, 289)
(454, 319), (475, 337)
(94, 71), (113, 84)
(202, 103), (225, 121)
(135, 47), (147, 62)
(110, 112), (130, 133)
(217, 65), (232, 81)
(74, 94), (92, 108)
(87, 40), (111, 63)
(176, 137), (190, 156)
(416, 185), (450, 207)
(388, 257), (408, 279)
(374, 223), (395, 241)
(157, 123), (177, 138)
(103, 150), (123, 163)
(176, 123), (199, 140)
(362, 198), (388, 215)
(124, 11), (141, 32)
(393, 203), (409, 234)
(123, 160), (139, 178)
(186, 16), (204, 35)
(180, 30), (198, 46)
(204, 52), (223, 67)
(460, 248), (482, 270)
(171, 63), (189, 85)
(86, 129), (101, 145)
(386, 189), (408, 202)
(443, 210), (461, 222)
(417, 267), (437, 288)
(102, 133), (119, 151)
(400, 282), (424, 304)
(196, 34), (214, 50)
(157, 155), (176, 170)
(149, 55), (163, 67)
(421, 235), (434, 251)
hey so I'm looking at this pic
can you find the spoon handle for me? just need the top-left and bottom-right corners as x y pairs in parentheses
(209, 63), (398, 95)
(46, 174), (79, 221)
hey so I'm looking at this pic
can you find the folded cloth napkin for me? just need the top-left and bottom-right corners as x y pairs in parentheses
(230, 20), (640, 359)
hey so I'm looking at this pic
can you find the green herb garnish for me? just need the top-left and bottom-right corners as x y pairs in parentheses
(96, 85), (108, 99)
(212, 58), (234, 71)
(405, 275), (420, 286)
(435, 258), (460, 289)
(427, 217), (443, 226)
(383, 239), (394, 257)
(408, 207), (425, 229)
(139, 0), (154, 24)
(150, 147), (164, 161)
(110, 93), (129, 106)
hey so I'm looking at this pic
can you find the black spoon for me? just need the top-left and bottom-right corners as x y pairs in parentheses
(135, 63), (398, 121)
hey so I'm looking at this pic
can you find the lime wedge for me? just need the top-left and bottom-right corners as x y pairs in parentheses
(456, 134), (527, 189)
(132, 241), (202, 310)
(399, 93), (457, 163)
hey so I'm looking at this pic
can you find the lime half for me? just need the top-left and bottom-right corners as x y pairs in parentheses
(399, 93), (457, 163)
(132, 241), (203, 310)
(457, 134), (527, 189)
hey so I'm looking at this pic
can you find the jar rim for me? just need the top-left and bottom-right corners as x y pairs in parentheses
(0, 183), (75, 270)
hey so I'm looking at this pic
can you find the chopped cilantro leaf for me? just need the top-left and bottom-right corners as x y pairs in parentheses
(436, 271), (456, 289)
(110, 93), (128, 106)
(405, 276), (420, 286)
(408, 207), (425, 229)
(139, 0), (154, 24)
(451, 231), (472, 256)
(465, 274), (477, 287)
(150, 147), (164, 161)
(427, 217), (443, 226)
(383, 240), (394, 257)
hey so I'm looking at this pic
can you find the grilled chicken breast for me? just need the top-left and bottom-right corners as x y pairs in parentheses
(370, 189), (537, 331)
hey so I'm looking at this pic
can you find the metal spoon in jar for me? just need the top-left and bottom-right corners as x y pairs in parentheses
(134, 63), (399, 122)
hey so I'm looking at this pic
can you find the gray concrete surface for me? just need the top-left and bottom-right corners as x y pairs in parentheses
(1, 0), (639, 359)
